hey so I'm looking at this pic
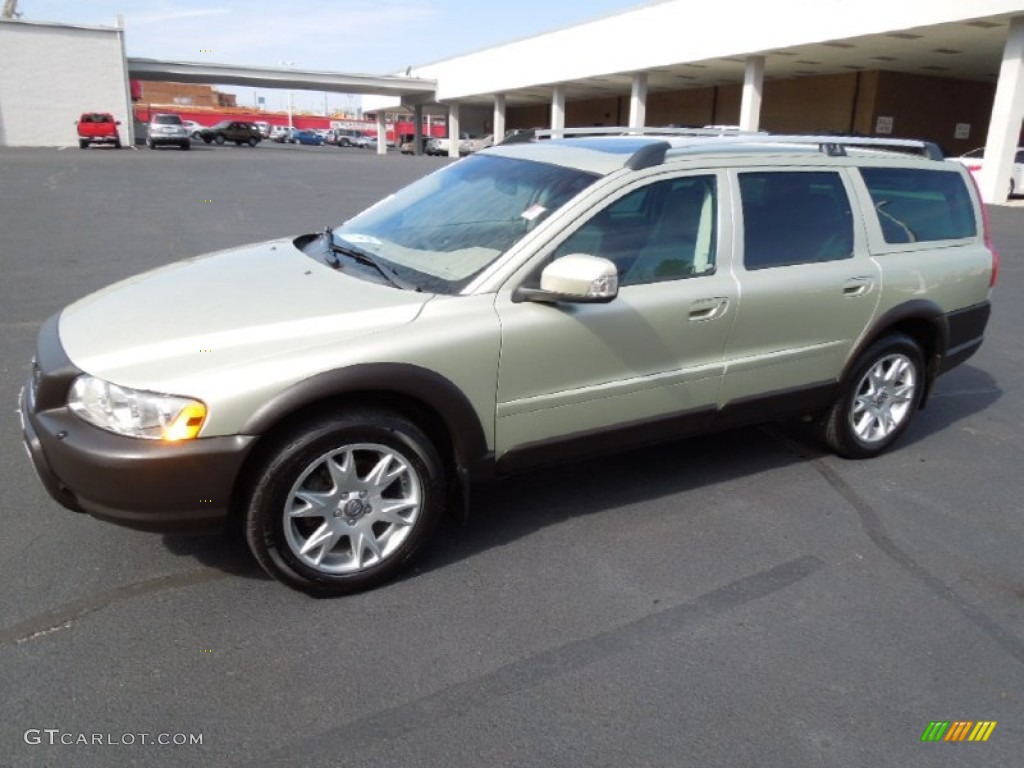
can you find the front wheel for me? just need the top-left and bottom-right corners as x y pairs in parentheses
(214, 134), (225, 145)
(823, 333), (925, 459)
(245, 409), (446, 596)
(248, 137), (258, 147)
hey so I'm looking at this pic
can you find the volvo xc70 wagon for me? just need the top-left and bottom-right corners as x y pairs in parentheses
(20, 129), (997, 596)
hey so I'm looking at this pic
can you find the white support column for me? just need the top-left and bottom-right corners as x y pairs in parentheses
(629, 72), (648, 130)
(413, 104), (423, 155)
(551, 85), (566, 138)
(979, 16), (1024, 203)
(739, 55), (765, 132)
(493, 94), (506, 144)
(448, 102), (461, 158)
(376, 111), (387, 155)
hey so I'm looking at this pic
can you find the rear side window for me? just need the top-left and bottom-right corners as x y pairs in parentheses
(859, 167), (976, 243)
(740, 171), (854, 270)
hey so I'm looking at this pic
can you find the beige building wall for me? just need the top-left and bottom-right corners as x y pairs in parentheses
(509, 69), (997, 157)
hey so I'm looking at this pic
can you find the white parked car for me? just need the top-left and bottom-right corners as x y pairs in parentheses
(951, 146), (1024, 197)
(459, 134), (493, 154)
(182, 120), (204, 140)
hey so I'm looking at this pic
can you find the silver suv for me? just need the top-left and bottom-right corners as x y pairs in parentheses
(146, 113), (190, 150)
(19, 129), (997, 595)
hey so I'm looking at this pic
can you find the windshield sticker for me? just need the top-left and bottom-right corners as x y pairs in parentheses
(342, 234), (383, 245)
(521, 204), (547, 221)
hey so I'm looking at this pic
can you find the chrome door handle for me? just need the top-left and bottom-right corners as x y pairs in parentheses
(689, 297), (729, 321)
(842, 277), (874, 297)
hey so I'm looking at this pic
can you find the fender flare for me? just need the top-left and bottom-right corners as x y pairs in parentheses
(239, 363), (491, 472)
(841, 299), (949, 405)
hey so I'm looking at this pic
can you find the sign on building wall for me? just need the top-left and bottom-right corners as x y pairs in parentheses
(875, 116), (894, 135)
(954, 123), (971, 140)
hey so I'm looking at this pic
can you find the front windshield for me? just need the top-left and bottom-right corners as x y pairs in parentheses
(333, 154), (599, 294)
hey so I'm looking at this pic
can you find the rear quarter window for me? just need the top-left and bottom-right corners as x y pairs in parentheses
(859, 167), (976, 243)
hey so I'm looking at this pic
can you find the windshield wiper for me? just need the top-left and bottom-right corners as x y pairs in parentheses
(322, 227), (416, 290)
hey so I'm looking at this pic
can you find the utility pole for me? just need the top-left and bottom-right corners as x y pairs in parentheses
(2, 0), (21, 19)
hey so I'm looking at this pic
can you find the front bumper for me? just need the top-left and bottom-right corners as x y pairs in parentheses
(19, 315), (257, 533)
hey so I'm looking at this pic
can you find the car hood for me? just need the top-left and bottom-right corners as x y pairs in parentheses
(59, 238), (433, 388)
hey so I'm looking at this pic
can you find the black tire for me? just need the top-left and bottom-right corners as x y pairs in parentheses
(245, 408), (446, 596)
(192, 131), (202, 140)
(248, 137), (257, 147)
(823, 333), (925, 459)
(78, 139), (88, 149)
(113, 138), (121, 149)
(147, 139), (155, 149)
(214, 134), (225, 145)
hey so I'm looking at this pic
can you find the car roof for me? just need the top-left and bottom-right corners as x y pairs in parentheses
(484, 129), (946, 175)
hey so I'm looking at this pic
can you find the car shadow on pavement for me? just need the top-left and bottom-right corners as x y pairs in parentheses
(156, 364), (1001, 587)
(161, 528), (272, 582)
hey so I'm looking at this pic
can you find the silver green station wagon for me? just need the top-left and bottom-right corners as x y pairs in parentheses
(20, 129), (997, 595)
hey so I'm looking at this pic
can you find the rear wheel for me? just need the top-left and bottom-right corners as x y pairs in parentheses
(214, 134), (225, 145)
(245, 409), (446, 596)
(78, 139), (88, 149)
(823, 333), (925, 459)
(113, 138), (121, 149)
(248, 137), (258, 147)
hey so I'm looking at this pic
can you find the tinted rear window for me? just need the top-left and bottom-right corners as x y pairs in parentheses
(859, 167), (976, 243)
(740, 171), (854, 270)
(153, 115), (182, 125)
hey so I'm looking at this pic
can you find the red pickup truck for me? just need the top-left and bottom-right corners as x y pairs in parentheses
(76, 113), (122, 149)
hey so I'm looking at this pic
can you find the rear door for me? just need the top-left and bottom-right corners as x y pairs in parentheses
(719, 168), (881, 409)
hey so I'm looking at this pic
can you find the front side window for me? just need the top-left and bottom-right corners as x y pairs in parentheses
(334, 155), (599, 294)
(860, 167), (977, 243)
(740, 171), (854, 270)
(550, 175), (717, 286)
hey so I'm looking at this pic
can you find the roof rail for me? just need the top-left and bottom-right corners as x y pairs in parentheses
(500, 126), (941, 159)
(531, 126), (760, 139)
(671, 133), (944, 160)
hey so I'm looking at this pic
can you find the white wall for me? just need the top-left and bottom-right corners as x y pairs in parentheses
(0, 20), (131, 147)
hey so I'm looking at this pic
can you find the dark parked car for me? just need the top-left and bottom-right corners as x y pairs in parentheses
(198, 121), (261, 147)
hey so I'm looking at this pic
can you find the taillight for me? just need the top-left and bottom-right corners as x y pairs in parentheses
(965, 169), (1000, 287)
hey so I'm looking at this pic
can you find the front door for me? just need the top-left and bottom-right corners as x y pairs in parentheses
(493, 172), (739, 466)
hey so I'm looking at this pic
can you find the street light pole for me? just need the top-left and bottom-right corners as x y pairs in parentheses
(280, 61), (295, 131)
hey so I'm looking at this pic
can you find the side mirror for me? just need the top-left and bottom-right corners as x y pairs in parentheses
(514, 254), (619, 304)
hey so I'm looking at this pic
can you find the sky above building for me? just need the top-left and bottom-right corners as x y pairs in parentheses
(19, 0), (653, 111)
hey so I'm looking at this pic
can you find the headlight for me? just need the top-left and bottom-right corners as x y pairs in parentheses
(68, 375), (207, 441)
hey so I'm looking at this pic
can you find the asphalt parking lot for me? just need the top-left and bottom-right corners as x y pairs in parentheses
(1, 141), (1022, 767)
